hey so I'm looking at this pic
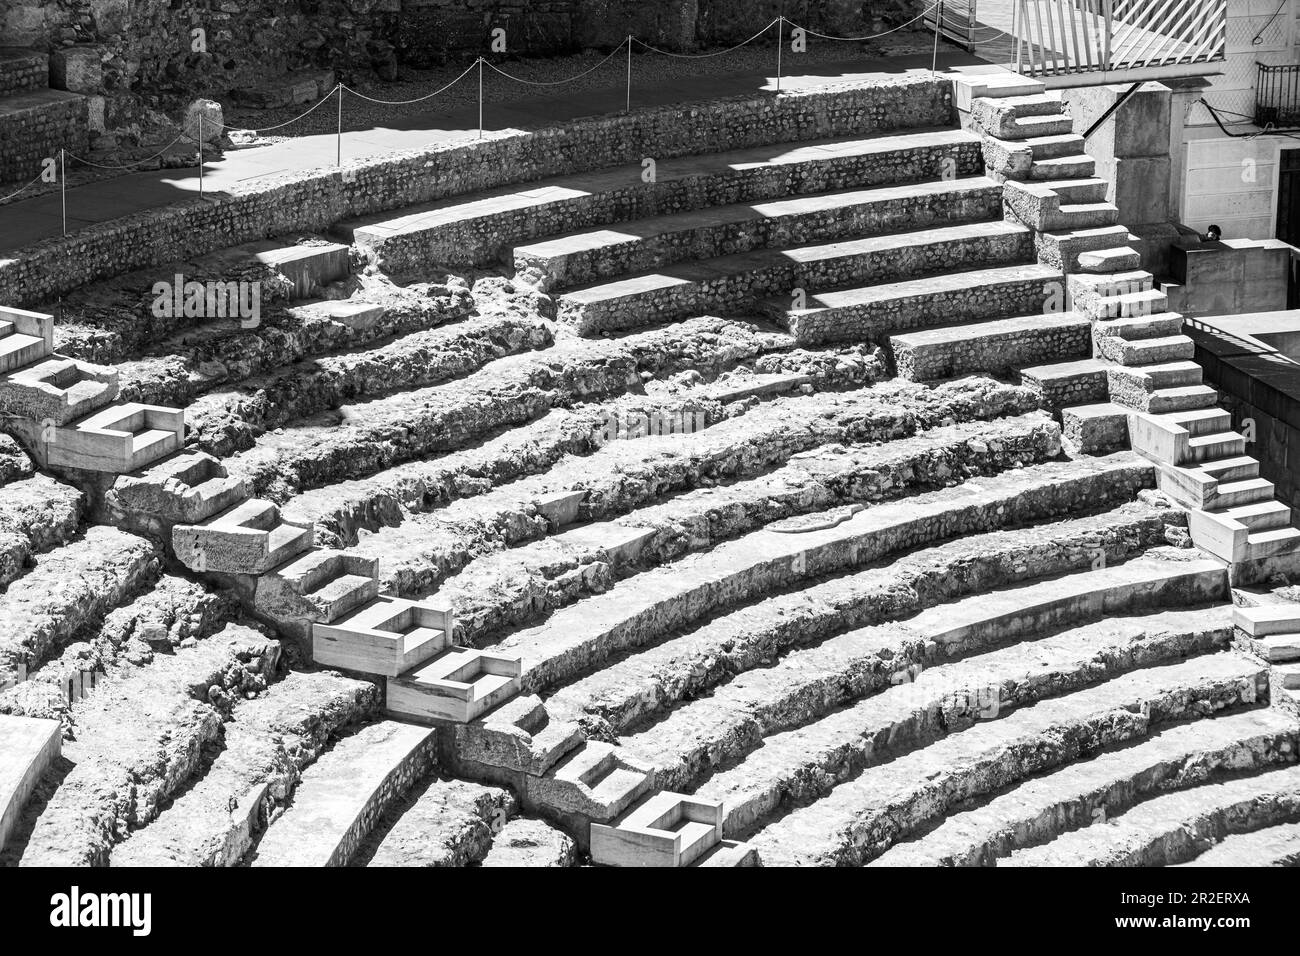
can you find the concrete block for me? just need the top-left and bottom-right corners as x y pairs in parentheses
(590, 791), (724, 868)
(454, 694), (585, 777)
(386, 646), (523, 724)
(49, 45), (102, 94)
(173, 498), (312, 574)
(313, 593), (450, 676)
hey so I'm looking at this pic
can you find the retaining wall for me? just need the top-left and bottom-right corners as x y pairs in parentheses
(0, 75), (955, 306)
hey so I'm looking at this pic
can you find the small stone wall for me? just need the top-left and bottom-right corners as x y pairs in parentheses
(0, 75), (955, 306)
(0, 91), (88, 185)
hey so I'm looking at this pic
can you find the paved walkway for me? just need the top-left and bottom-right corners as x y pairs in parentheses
(0, 48), (993, 257)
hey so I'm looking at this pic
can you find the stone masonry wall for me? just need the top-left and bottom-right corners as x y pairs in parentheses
(0, 75), (955, 306)
(0, 92), (88, 183)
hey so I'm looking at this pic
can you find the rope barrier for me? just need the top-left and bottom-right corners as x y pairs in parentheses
(483, 39), (629, 86)
(788, 4), (940, 42)
(632, 19), (781, 58)
(227, 84), (343, 133)
(340, 60), (479, 105)
(0, 168), (47, 204)
(63, 129), (194, 170)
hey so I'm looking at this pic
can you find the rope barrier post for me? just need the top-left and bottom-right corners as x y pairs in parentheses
(625, 35), (632, 113)
(776, 16), (784, 93)
(198, 111), (204, 200)
(336, 84), (343, 167)
(932, 0), (944, 76)
(478, 57), (484, 139)
(60, 147), (66, 237)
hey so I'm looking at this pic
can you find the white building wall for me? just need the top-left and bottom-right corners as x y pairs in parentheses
(1176, 0), (1300, 240)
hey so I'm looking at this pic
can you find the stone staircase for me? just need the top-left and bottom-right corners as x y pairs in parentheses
(962, 77), (1300, 586)
(0, 48), (88, 187)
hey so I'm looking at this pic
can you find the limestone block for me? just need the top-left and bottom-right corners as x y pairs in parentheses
(183, 99), (224, 145)
(0, 356), (117, 425)
(313, 594), (452, 676)
(386, 647), (523, 724)
(106, 451), (250, 527)
(173, 498), (312, 575)
(50, 45), (103, 94)
(525, 741), (652, 822)
(256, 548), (379, 641)
(454, 694), (585, 776)
(590, 791), (724, 867)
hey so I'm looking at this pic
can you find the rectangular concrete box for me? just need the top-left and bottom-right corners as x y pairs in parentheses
(172, 498), (312, 574)
(313, 594), (450, 676)
(47, 402), (184, 473)
(386, 647), (523, 723)
(590, 792), (724, 868)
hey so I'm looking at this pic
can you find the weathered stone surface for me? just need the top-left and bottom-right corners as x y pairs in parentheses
(481, 817), (575, 867)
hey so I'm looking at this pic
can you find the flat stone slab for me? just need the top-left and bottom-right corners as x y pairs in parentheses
(250, 720), (435, 867)
(0, 714), (61, 853)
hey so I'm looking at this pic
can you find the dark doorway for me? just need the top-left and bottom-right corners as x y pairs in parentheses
(1276, 148), (1300, 306)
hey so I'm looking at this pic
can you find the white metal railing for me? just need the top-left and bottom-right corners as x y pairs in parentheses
(1013, 0), (1227, 77)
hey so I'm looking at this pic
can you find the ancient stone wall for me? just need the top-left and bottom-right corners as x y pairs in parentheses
(0, 91), (87, 183)
(0, 75), (954, 306)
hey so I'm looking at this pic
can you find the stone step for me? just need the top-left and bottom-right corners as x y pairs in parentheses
(956, 76), (1046, 110)
(0, 526), (161, 690)
(1198, 455), (1260, 483)
(0, 715), (61, 854)
(1232, 603), (1300, 637)
(0, 331), (49, 374)
(890, 311), (1091, 381)
(364, 777), (516, 867)
(1017, 357), (1109, 410)
(342, 128), (984, 273)
(1142, 385), (1218, 415)
(1280, 662), (1300, 690)
(1256, 633), (1300, 663)
(630, 565), (1227, 797)
(1188, 431), (1247, 463)
(544, 501), (1176, 735)
(387, 645), (524, 724)
(496, 455), (1154, 695)
(1037, 224), (1133, 272)
(0, 48), (49, 96)
(1246, 525), (1300, 561)
(513, 176), (1003, 291)
(0, 356), (119, 426)
(1093, 313), (1183, 342)
(481, 817), (576, 867)
(1179, 821), (1300, 866)
(1110, 360), (1203, 392)
(1029, 153), (1096, 179)
(747, 653), (1268, 866)
(1098, 333), (1195, 366)
(108, 670), (377, 867)
(1213, 498), (1291, 532)
(250, 242), (350, 300)
(971, 92), (1066, 127)
(525, 740), (653, 826)
(1004, 762), (1300, 866)
(1061, 402), (1129, 456)
(591, 791), (725, 867)
(1164, 407), (1232, 438)
(1076, 245), (1142, 273)
(1092, 288), (1169, 320)
(254, 548), (380, 641)
(173, 498), (314, 576)
(1034, 177), (1109, 204)
(1002, 113), (1076, 139)
(249, 720), (436, 867)
(557, 219), (1032, 336)
(1210, 476), (1278, 510)
(871, 707), (1298, 866)
(766, 262), (1058, 346)
(1054, 201), (1120, 229)
(313, 594), (453, 677)
(1020, 133), (1086, 161)
(47, 401), (185, 474)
